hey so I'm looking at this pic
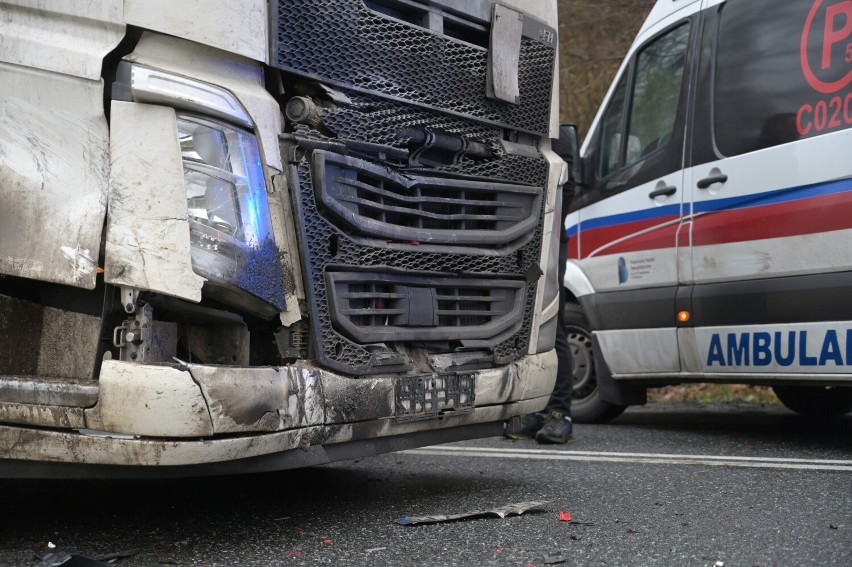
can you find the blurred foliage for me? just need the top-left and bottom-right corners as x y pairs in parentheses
(648, 384), (781, 404)
(557, 0), (655, 141)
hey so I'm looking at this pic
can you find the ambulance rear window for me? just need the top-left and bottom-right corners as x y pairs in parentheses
(714, 0), (852, 157)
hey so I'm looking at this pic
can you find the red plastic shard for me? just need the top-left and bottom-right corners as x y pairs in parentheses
(559, 511), (572, 522)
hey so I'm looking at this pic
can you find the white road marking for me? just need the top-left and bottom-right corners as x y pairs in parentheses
(400, 446), (852, 472)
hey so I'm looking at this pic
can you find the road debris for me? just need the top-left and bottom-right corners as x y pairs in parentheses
(398, 501), (549, 526)
(97, 549), (142, 564)
(33, 548), (108, 567)
(542, 551), (568, 564)
(557, 510), (595, 526)
(366, 547), (387, 554)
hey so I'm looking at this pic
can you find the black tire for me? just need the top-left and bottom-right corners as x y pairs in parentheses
(772, 385), (852, 417)
(564, 302), (627, 423)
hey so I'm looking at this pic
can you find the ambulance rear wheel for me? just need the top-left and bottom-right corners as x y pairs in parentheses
(564, 302), (627, 423)
(772, 385), (852, 417)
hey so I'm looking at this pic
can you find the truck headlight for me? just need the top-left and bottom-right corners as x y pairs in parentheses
(176, 114), (285, 316)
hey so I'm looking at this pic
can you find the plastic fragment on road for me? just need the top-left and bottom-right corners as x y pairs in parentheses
(542, 551), (568, 564)
(398, 500), (550, 526)
(33, 548), (109, 567)
(366, 547), (387, 554)
(97, 549), (142, 563)
(558, 510), (594, 526)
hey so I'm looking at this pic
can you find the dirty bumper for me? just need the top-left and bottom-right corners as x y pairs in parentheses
(0, 351), (555, 477)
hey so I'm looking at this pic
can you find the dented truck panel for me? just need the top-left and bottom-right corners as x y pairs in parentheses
(0, 67), (109, 288)
(188, 365), (289, 434)
(105, 101), (205, 302)
(0, 1), (125, 80)
(86, 361), (214, 437)
(0, 1), (124, 287)
(0, 0), (562, 477)
(0, 352), (553, 474)
(124, 0), (269, 66)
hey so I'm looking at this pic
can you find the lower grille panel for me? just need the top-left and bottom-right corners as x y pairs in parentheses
(327, 272), (526, 343)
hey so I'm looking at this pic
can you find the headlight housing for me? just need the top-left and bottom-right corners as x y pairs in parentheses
(176, 114), (285, 316)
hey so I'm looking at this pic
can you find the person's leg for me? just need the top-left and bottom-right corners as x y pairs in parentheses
(536, 242), (574, 443)
(544, 290), (573, 415)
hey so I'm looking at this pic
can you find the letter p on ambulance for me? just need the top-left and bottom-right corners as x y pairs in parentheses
(823, 0), (852, 68)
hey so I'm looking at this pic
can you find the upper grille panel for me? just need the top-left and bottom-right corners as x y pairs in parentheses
(271, 0), (556, 135)
(313, 151), (541, 247)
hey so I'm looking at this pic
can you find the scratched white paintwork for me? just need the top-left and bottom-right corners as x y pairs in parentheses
(0, 2), (119, 287)
(188, 365), (289, 434)
(0, 403), (86, 430)
(0, 1), (124, 80)
(268, 181), (306, 326)
(524, 0), (564, 353)
(1, 351), (552, 469)
(0, 398), (548, 468)
(684, 129), (852, 285)
(124, 0), (268, 65)
(126, 33), (284, 173)
(0, 65), (110, 288)
(513, 349), (558, 400)
(287, 368), (327, 428)
(528, 138), (564, 353)
(104, 101), (205, 302)
(476, 349), (556, 404)
(86, 360), (214, 438)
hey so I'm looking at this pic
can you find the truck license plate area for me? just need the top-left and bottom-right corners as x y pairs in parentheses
(395, 373), (475, 422)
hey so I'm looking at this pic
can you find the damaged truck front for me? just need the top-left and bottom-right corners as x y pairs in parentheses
(0, 0), (564, 477)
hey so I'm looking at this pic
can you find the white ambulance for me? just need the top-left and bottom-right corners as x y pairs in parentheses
(561, 0), (852, 421)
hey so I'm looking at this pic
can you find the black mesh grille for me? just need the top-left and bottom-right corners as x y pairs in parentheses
(271, 0), (556, 135)
(292, 154), (546, 375)
(297, 90), (550, 186)
(277, 1), (553, 376)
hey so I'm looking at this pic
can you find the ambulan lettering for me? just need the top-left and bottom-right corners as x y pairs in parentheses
(706, 330), (852, 367)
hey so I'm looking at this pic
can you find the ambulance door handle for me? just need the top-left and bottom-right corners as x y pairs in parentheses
(648, 185), (677, 199)
(697, 174), (728, 189)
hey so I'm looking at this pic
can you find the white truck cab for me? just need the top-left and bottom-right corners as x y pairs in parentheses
(562, 0), (852, 420)
(0, 0), (564, 477)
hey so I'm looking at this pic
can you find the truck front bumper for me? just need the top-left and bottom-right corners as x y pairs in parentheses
(0, 351), (556, 477)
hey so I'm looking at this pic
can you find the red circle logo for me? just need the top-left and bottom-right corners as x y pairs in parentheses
(801, 0), (852, 94)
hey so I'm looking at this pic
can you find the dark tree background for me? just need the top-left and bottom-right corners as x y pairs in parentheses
(558, 0), (655, 140)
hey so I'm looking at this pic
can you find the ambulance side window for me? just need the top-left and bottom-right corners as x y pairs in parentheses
(713, 0), (852, 157)
(584, 21), (692, 200)
(627, 24), (690, 166)
(596, 74), (629, 180)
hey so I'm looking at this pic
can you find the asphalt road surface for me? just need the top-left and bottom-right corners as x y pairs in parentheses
(1, 402), (849, 566)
